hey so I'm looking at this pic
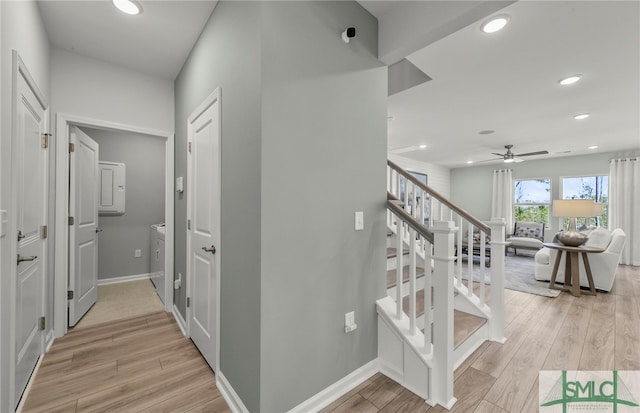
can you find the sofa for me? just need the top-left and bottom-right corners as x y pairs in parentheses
(534, 228), (626, 292)
(507, 221), (544, 256)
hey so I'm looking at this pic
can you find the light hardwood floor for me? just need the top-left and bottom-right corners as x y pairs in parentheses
(21, 311), (231, 413)
(21, 265), (639, 413)
(323, 264), (640, 413)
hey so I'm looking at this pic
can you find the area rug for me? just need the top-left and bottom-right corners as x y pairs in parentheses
(457, 253), (560, 298)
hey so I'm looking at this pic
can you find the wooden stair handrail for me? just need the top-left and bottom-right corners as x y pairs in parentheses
(387, 159), (490, 234)
(387, 192), (434, 244)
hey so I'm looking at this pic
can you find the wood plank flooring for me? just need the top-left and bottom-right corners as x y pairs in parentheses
(21, 311), (230, 413)
(323, 264), (640, 413)
(21, 264), (639, 413)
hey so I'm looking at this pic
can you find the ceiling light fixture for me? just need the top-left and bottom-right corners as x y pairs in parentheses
(481, 15), (510, 33)
(588, 145), (599, 150)
(466, 160), (474, 164)
(419, 144), (427, 149)
(559, 75), (582, 86)
(113, 0), (141, 15)
(573, 113), (590, 120)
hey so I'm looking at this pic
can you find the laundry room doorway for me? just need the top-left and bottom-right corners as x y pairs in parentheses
(54, 114), (174, 337)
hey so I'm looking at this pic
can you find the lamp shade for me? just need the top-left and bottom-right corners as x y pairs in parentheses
(552, 199), (597, 217)
(593, 203), (603, 216)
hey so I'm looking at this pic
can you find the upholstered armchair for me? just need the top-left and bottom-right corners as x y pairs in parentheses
(507, 221), (544, 256)
(534, 228), (626, 292)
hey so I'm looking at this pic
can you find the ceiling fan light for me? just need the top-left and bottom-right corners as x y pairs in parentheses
(504, 158), (515, 163)
(113, 0), (141, 15)
(481, 15), (510, 33)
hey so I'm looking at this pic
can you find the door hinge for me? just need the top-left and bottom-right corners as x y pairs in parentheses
(42, 133), (51, 149)
(68, 216), (75, 226)
(69, 143), (75, 153)
(39, 316), (46, 331)
(41, 225), (48, 239)
(187, 219), (191, 230)
(187, 297), (191, 308)
(67, 290), (74, 300)
(188, 142), (192, 153)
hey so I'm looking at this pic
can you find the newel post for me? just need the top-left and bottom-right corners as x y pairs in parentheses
(429, 220), (457, 409)
(488, 218), (507, 343)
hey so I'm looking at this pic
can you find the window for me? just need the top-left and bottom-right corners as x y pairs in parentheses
(561, 175), (608, 228)
(514, 179), (551, 225)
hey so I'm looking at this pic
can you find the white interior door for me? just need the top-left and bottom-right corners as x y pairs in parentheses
(13, 55), (48, 408)
(68, 126), (99, 327)
(187, 89), (221, 370)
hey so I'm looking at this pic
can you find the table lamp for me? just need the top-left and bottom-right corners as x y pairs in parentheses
(552, 199), (597, 246)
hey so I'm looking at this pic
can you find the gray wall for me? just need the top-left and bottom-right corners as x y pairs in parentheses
(174, 2), (262, 410)
(174, 2), (386, 411)
(81, 127), (165, 280)
(450, 150), (640, 239)
(259, 2), (386, 411)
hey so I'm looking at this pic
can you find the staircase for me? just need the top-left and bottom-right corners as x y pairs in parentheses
(377, 160), (507, 409)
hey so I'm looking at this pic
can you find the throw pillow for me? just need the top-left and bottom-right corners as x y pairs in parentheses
(585, 228), (612, 249)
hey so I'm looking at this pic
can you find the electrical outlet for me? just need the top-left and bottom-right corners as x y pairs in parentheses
(344, 311), (357, 333)
(134, 249), (142, 258)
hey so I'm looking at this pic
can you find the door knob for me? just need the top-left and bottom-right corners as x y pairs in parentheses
(202, 245), (216, 254)
(96, 227), (103, 233)
(17, 254), (37, 265)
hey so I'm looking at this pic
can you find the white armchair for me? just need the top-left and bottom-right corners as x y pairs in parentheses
(534, 228), (626, 292)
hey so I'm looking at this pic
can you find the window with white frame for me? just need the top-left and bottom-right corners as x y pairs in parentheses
(514, 178), (551, 225)
(561, 175), (608, 228)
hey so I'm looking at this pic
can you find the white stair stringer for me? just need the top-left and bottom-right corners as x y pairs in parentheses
(377, 296), (433, 403)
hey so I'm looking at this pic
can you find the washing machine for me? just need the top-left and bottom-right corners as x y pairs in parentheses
(150, 223), (166, 304)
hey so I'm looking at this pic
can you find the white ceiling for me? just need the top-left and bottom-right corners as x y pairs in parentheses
(36, 1), (640, 168)
(378, 1), (640, 168)
(37, 0), (217, 79)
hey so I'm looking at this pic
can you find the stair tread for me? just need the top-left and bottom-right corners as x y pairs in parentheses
(387, 265), (425, 288)
(386, 247), (409, 259)
(401, 290), (488, 349)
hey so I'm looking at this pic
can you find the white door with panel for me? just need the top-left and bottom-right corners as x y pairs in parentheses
(187, 89), (221, 370)
(68, 126), (99, 326)
(13, 54), (48, 408)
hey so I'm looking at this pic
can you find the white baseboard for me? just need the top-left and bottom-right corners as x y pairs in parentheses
(16, 355), (44, 413)
(172, 304), (187, 337)
(217, 371), (250, 413)
(97, 273), (152, 286)
(288, 359), (379, 413)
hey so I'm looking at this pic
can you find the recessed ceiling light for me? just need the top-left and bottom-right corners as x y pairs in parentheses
(559, 75), (582, 86)
(418, 144), (427, 149)
(478, 130), (495, 135)
(481, 15), (510, 33)
(466, 160), (474, 164)
(573, 113), (590, 120)
(588, 145), (599, 150)
(113, 0), (141, 15)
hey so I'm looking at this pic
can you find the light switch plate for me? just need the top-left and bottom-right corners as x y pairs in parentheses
(355, 211), (364, 231)
(176, 177), (184, 193)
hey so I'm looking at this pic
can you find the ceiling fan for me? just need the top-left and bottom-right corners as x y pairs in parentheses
(483, 144), (549, 163)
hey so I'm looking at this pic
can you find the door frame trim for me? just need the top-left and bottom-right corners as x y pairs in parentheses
(54, 113), (175, 338)
(186, 87), (222, 374)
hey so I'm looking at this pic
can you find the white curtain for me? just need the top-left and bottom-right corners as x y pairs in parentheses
(609, 157), (640, 265)
(491, 169), (513, 234)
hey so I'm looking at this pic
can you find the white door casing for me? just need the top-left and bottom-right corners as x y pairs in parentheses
(68, 126), (99, 327)
(12, 52), (48, 409)
(187, 88), (221, 371)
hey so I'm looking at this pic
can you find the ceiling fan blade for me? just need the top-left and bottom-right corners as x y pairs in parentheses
(476, 157), (503, 163)
(515, 150), (549, 157)
(491, 153), (504, 157)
